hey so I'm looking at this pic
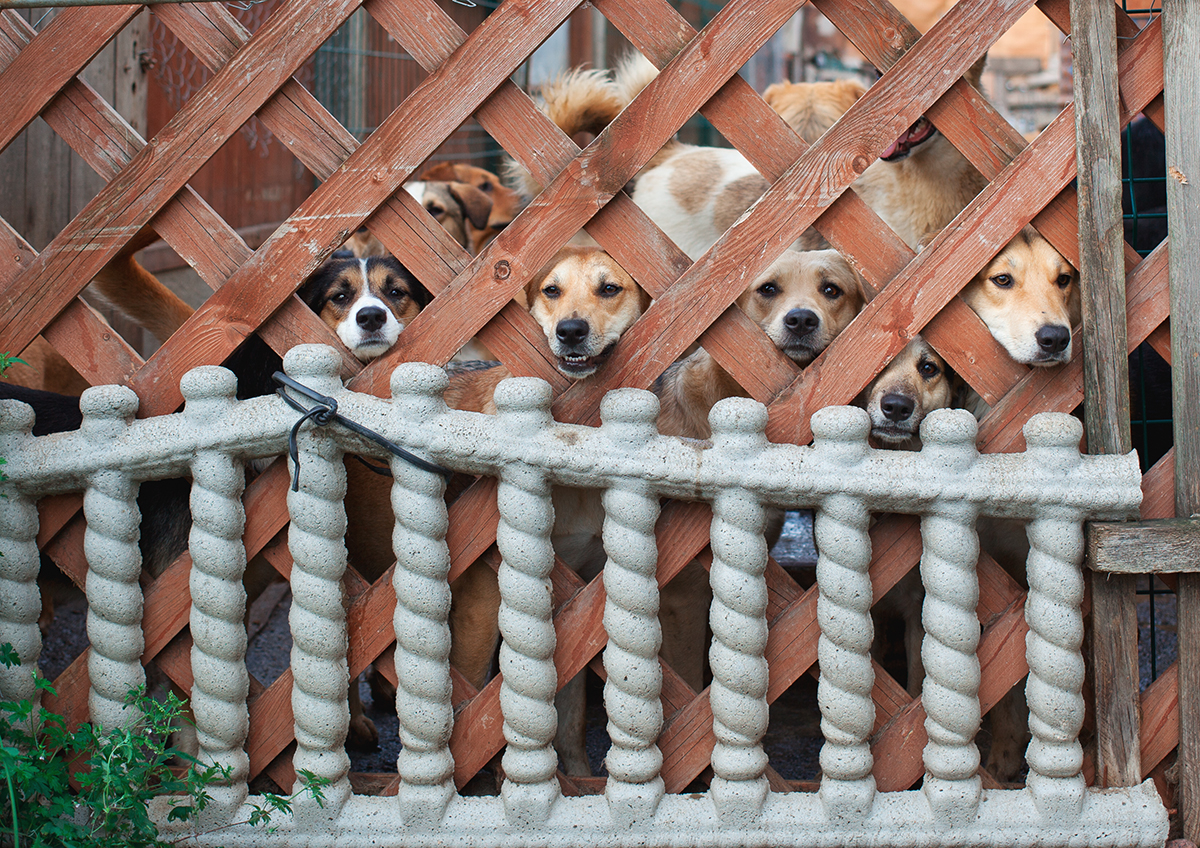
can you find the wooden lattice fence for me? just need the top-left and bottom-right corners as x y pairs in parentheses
(0, 0), (1192, 839)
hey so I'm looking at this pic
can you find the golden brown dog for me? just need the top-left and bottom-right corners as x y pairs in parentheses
(959, 225), (1079, 367)
(419, 162), (526, 254)
(761, 77), (867, 144)
(842, 57), (989, 250)
(656, 249), (865, 440)
(343, 179), (493, 258)
(435, 246), (650, 777)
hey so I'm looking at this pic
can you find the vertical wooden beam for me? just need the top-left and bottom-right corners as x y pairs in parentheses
(1072, 0), (1139, 789)
(1163, 0), (1200, 839)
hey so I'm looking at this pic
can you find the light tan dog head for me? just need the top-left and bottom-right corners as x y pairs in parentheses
(420, 162), (526, 253)
(735, 249), (864, 366)
(762, 78), (867, 143)
(855, 336), (961, 449)
(525, 246), (650, 379)
(959, 226), (1079, 366)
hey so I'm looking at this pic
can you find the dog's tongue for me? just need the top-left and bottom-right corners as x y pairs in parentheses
(880, 137), (903, 160)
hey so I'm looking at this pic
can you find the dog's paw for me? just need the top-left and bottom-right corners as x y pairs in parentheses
(347, 714), (380, 751)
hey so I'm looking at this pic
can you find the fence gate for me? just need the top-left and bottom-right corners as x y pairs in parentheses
(0, 0), (1190, 845)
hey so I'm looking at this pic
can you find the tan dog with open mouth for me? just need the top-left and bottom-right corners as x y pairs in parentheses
(836, 57), (990, 251)
(438, 246), (651, 777)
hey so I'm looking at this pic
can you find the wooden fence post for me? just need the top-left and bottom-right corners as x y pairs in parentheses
(1073, 0), (1138, 788)
(1164, 0), (1200, 840)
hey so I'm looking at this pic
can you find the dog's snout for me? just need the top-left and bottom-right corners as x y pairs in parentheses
(1035, 325), (1070, 355)
(357, 306), (388, 332)
(880, 392), (915, 423)
(784, 308), (820, 336)
(556, 318), (590, 347)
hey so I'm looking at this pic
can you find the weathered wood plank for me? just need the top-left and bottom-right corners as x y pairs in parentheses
(1089, 519), (1200, 573)
(1072, 0), (1138, 790)
(0, 0), (362, 355)
(1164, 0), (1200, 838)
(0, 5), (136, 154)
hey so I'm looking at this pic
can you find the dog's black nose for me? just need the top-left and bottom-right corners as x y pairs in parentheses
(880, 393), (915, 423)
(357, 306), (388, 332)
(556, 319), (589, 347)
(1036, 325), (1070, 355)
(784, 309), (820, 336)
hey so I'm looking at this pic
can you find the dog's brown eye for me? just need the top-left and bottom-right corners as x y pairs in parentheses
(426, 203), (445, 216)
(991, 273), (1014, 288)
(479, 181), (494, 193)
(331, 291), (349, 303)
(918, 359), (941, 379)
(599, 283), (621, 297)
(820, 283), (843, 299)
(543, 284), (560, 298)
(757, 281), (778, 297)
(388, 287), (406, 298)
(1056, 273), (1072, 288)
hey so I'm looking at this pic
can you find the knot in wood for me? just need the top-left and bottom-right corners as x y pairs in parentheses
(852, 155), (870, 174)
(493, 260), (511, 281)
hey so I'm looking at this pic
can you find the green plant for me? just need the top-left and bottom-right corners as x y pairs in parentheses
(0, 644), (324, 847)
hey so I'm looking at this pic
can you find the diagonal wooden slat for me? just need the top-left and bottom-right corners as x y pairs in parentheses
(0, 5), (136, 154)
(548, 0), (1038, 431)
(0, 0), (364, 355)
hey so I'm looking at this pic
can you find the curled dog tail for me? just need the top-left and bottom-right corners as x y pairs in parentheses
(539, 66), (625, 141)
(612, 50), (659, 105)
(504, 66), (625, 201)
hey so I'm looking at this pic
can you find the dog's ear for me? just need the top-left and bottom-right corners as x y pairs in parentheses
(419, 161), (459, 183)
(407, 274), (434, 309)
(447, 181), (494, 232)
(297, 258), (346, 309)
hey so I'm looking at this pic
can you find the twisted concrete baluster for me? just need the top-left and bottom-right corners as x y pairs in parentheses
(283, 348), (351, 819)
(81, 387), (145, 730)
(389, 364), (455, 826)
(918, 411), (982, 825)
(183, 367), (249, 824)
(598, 390), (664, 826)
(706, 399), (770, 825)
(493, 378), (560, 826)
(0, 400), (42, 715)
(812, 407), (876, 821)
(1021, 415), (1087, 820)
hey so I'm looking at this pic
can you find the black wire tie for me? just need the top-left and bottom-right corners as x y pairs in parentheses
(273, 371), (453, 491)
